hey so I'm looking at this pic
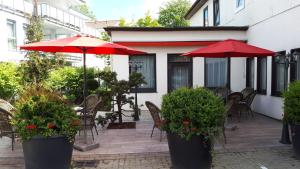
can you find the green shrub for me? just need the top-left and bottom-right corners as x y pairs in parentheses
(12, 87), (79, 142)
(46, 67), (98, 103)
(283, 80), (300, 124)
(161, 87), (225, 141)
(0, 62), (21, 100)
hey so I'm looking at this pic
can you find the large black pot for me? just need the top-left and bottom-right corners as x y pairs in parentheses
(167, 132), (212, 169)
(22, 136), (73, 169)
(291, 124), (300, 158)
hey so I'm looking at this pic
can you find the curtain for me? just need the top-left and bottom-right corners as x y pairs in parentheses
(260, 58), (267, 90)
(276, 56), (286, 91)
(206, 58), (228, 87)
(130, 55), (155, 89)
(170, 66), (189, 90)
(249, 59), (255, 88)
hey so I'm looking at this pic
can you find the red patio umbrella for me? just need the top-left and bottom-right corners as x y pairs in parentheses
(182, 39), (275, 57)
(20, 35), (146, 145)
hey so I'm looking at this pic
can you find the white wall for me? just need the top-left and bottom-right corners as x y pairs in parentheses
(187, 0), (300, 119)
(0, 10), (28, 63)
(110, 30), (247, 110)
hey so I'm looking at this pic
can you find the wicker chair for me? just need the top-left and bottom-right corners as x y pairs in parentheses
(78, 98), (103, 140)
(241, 88), (254, 100)
(145, 101), (163, 142)
(223, 99), (235, 144)
(0, 99), (16, 151)
(227, 92), (243, 121)
(238, 91), (257, 117)
(77, 94), (99, 115)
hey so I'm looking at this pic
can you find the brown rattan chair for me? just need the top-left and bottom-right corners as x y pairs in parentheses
(241, 87), (254, 100)
(145, 101), (163, 142)
(223, 99), (235, 144)
(227, 92), (243, 121)
(0, 99), (16, 151)
(77, 94), (99, 115)
(238, 91), (257, 117)
(78, 98), (103, 140)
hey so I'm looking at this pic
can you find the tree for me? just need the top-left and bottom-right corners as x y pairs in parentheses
(158, 0), (191, 27)
(71, 4), (96, 20)
(135, 12), (160, 27)
(20, 15), (65, 86)
(0, 63), (21, 100)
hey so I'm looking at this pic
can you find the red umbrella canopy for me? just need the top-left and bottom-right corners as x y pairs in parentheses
(182, 39), (275, 57)
(19, 35), (146, 55)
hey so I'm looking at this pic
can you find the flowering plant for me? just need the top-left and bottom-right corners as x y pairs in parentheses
(12, 86), (80, 142)
(161, 87), (225, 142)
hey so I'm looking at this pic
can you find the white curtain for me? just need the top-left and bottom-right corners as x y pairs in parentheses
(206, 58), (228, 87)
(260, 58), (267, 90)
(170, 66), (189, 90)
(130, 55), (155, 89)
(276, 56), (286, 91)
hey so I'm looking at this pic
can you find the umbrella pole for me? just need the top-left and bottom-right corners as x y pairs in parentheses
(83, 50), (88, 144)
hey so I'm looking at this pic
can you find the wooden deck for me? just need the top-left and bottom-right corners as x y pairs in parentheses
(0, 111), (287, 159)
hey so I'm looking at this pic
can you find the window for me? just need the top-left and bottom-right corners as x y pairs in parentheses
(203, 6), (209, 27)
(23, 23), (28, 44)
(272, 52), (287, 96)
(246, 58), (254, 88)
(205, 58), (230, 88)
(257, 57), (267, 94)
(236, 0), (245, 11)
(290, 49), (300, 82)
(213, 0), (220, 26)
(168, 54), (193, 92)
(7, 20), (17, 50)
(129, 54), (156, 92)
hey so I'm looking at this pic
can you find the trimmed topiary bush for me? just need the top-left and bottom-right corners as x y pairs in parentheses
(283, 80), (300, 124)
(161, 87), (225, 141)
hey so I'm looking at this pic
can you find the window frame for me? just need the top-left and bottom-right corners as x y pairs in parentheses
(246, 58), (254, 88)
(203, 6), (209, 27)
(213, 0), (220, 26)
(129, 54), (157, 93)
(235, 0), (245, 12)
(290, 48), (300, 82)
(257, 57), (267, 95)
(7, 19), (17, 50)
(204, 58), (231, 89)
(167, 54), (193, 93)
(271, 51), (287, 97)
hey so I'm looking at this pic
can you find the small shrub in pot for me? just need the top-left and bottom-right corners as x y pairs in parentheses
(161, 87), (225, 169)
(283, 80), (300, 157)
(12, 86), (80, 169)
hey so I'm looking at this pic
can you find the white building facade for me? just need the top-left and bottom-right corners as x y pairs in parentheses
(0, 0), (104, 68)
(106, 0), (300, 120)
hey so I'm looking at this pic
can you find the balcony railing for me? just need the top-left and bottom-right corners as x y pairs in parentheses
(1, 0), (34, 14)
(0, 0), (91, 33)
(38, 3), (86, 32)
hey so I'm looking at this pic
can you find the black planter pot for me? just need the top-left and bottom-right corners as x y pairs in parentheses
(291, 124), (300, 158)
(167, 132), (212, 169)
(22, 136), (73, 169)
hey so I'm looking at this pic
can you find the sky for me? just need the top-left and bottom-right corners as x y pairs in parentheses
(86, 0), (196, 21)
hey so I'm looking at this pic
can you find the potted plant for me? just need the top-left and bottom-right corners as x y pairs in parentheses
(161, 87), (225, 169)
(12, 87), (80, 169)
(283, 80), (300, 158)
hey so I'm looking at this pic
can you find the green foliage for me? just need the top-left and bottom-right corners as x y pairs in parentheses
(283, 81), (300, 124)
(0, 63), (21, 100)
(98, 71), (145, 123)
(26, 16), (43, 43)
(12, 87), (80, 142)
(71, 4), (96, 20)
(46, 67), (97, 103)
(135, 12), (161, 27)
(129, 72), (147, 88)
(161, 87), (225, 141)
(158, 0), (191, 27)
(119, 18), (127, 27)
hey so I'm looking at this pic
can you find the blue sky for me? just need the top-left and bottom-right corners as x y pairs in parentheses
(87, 0), (195, 21)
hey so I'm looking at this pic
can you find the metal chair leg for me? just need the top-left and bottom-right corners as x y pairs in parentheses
(11, 133), (15, 151)
(90, 128), (94, 141)
(94, 125), (99, 135)
(79, 129), (81, 136)
(150, 125), (155, 138)
(160, 130), (163, 142)
(223, 126), (227, 144)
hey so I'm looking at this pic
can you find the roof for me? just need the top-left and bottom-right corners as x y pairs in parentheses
(185, 0), (208, 20)
(105, 26), (248, 35)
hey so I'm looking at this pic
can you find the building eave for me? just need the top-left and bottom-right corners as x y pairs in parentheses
(184, 0), (208, 20)
(105, 26), (249, 35)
